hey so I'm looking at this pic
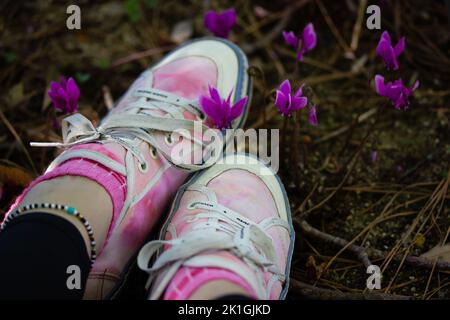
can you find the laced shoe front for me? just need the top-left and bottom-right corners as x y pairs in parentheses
(5, 38), (251, 299)
(138, 154), (295, 300)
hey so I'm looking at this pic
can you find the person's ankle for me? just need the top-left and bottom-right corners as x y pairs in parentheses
(18, 176), (113, 258)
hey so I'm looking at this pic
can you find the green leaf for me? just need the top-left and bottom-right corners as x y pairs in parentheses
(75, 72), (91, 83)
(143, 0), (157, 8)
(95, 57), (111, 69)
(4, 51), (16, 64)
(125, 0), (142, 23)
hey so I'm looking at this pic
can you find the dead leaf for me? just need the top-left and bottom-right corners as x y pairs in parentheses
(305, 255), (326, 281)
(102, 85), (115, 110)
(170, 19), (193, 44)
(414, 233), (426, 248)
(0, 162), (35, 188)
(421, 244), (450, 262)
(8, 82), (24, 106)
(253, 6), (270, 18)
(42, 82), (51, 112)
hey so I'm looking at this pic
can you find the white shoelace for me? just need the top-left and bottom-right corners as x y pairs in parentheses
(31, 88), (222, 225)
(137, 185), (290, 299)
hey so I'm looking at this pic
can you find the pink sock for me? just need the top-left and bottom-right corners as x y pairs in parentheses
(4, 155), (126, 250)
(163, 266), (257, 300)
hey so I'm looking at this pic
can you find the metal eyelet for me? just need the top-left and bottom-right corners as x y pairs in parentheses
(198, 112), (206, 121)
(165, 134), (174, 146)
(150, 147), (158, 159)
(187, 202), (197, 209)
(139, 161), (148, 173)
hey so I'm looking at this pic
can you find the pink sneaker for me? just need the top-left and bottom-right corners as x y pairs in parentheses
(138, 154), (295, 300)
(5, 38), (252, 299)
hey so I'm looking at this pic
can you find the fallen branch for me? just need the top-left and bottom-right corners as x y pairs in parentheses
(290, 279), (413, 300)
(298, 220), (372, 268)
(350, 0), (367, 51)
(296, 219), (450, 271)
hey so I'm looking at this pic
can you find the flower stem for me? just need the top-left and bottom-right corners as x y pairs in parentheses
(281, 115), (288, 151)
(291, 111), (301, 188)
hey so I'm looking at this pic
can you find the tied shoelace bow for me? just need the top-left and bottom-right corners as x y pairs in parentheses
(30, 88), (223, 225)
(137, 198), (289, 299)
(32, 88), (222, 171)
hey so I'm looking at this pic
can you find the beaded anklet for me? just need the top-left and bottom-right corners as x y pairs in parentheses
(1, 203), (97, 265)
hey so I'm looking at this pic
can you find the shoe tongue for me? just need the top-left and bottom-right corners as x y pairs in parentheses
(115, 56), (218, 120)
(152, 56), (218, 100)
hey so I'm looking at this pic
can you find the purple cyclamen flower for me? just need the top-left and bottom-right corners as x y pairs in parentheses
(204, 8), (237, 38)
(282, 31), (299, 49)
(375, 75), (419, 110)
(376, 30), (405, 71)
(283, 23), (317, 61)
(48, 76), (80, 114)
(275, 79), (308, 117)
(309, 105), (318, 126)
(199, 85), (247, 130)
